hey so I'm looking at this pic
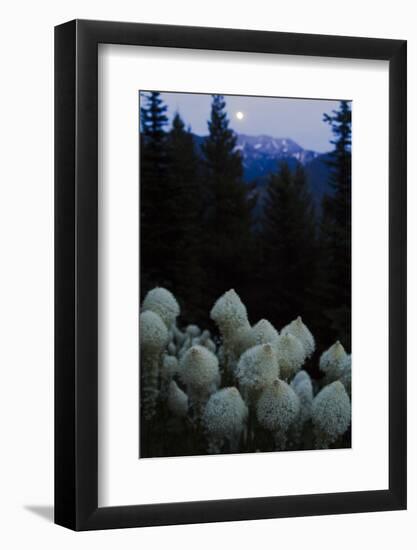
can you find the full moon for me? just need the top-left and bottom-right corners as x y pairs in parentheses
(236, 111), (244, 120)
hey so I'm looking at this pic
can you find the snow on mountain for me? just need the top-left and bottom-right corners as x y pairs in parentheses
(192, 132), (332, 211)
(234, 134), (319, 176)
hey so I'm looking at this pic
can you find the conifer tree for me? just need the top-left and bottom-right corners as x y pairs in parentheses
(140, 91), (169, 179)
(168, 113), (205, 323)
(261, 162), (317, 327)
(320, 100), (352, 349)
(201, 95), (252, 301)
(202, 95), (243, 182)
(139, 92), (171, 296)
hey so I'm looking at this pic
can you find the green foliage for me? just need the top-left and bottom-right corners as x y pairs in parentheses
(320, 100), (352, 350)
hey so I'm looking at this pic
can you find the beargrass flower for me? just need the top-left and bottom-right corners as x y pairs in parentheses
(291, 370), (313, 423)
(256, 379), (300, 450)
(249, 319), (279, 347)
(167, 380), (188, 418)
(312, 380), (351, 448)
(142, 287), (180, 329)
(203, 387), (248, 453)
(167, 341), (177, 356)
(275, 333), (306, 381)
(204, 339), (217, 354)
(236, 343), (279, 404)
(210, 289), (249, 336)
(186, 324), (201, 337)
(339, 355), (351, 396)
(281, 316), (315, 358)
(179, 345), (220, 414)
(140, 310), (169, 419)
(197, 329), (217, 354)
(290, 370), (314, 445)
(173, 324), (186, 347)
(160, 354), (179, 396)
(234, 319), (278, 358)
(210, 289), (251, 373)
(319, 341), (349, 383)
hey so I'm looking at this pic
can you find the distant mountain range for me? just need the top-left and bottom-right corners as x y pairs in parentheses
(235, 134), (320, 179)
(192, 133), (333, 212)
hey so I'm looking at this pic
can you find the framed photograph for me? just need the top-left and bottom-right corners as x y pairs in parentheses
(55, 19), (407, 530)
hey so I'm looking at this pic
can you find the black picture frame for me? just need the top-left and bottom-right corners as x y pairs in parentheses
(55, 19), (407, 531)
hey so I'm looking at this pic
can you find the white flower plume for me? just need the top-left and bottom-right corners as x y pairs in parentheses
(236, 343), (279, 402)
(281, 316), (315, 358)
(256, 379), (300, 449)
(312, 380), (351, 448)
(210, 289), (250, 337)
(167, 380), (188, 418)
(319, 340), (349, 383)
(203, 387), (248, 452)
(140, 310), (169, 420)
(142, 287), (180, 329)
(275, 333), (306, 381)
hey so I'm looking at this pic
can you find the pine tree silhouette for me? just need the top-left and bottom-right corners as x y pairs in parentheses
(261, 162), (317, 328)
(320, 100), (352, 350)
(168, 113), (205, 323)
(201, 95), (253, 302)
(140, 91), (171, 297)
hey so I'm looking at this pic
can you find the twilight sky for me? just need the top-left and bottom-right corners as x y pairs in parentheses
(141, 91), (347, 153)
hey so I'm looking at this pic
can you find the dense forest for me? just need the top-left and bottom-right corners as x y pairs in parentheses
(140, 92), (352, 375)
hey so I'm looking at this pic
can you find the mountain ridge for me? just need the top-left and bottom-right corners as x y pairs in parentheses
(192, 132), (333, 210)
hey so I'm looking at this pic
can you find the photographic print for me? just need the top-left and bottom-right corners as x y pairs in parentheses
(139, 91), (351, 458)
